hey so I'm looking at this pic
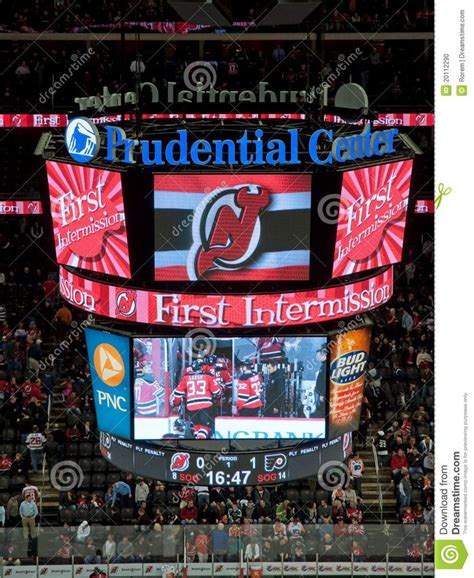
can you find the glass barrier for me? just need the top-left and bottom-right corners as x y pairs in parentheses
(0, 523), (433, 566)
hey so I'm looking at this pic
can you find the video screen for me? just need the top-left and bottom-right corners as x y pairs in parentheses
(154, 174), (311, 281)
(332, 159), (413, 277)
(46, 161), (131, 278)
(133, 335), (327, 440)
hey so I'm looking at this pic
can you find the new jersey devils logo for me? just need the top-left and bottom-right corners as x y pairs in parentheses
(116, 290), (137, 317)
(170, 452), (191, 472)
(188, 184), (271, 280)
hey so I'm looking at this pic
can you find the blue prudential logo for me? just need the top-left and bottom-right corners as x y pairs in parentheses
(65, 117), (99, 163)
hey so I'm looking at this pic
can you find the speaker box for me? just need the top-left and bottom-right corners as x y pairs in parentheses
(257, 0), (321, 26)
(169, 0), (232, 26)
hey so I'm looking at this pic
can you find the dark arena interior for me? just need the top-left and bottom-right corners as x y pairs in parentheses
(0, 1), (434, 577)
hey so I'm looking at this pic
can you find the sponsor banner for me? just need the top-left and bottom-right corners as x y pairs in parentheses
(59, 265), (394, 328)
(85, 327), (131, 438)
(0, 563), (434, 577)
(72, 566), (108, 577)
(46, 161), (131, 278)
(332, 160), (413, 277)
(154, 174), (312, 281)
(414, 199), (435, 214)
(38, 567), (72, 578)
(0, 200), (42, 214)
(214, 416), (326, 440)
(108, 564), (144, 577)
(329, 325), (372, 434)
(324, 112), (434, 127)
(0, 113), (68, 127)
(2, 567), (37, 578)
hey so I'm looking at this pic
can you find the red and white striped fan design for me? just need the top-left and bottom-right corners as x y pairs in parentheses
(332, 159), (413, 277)
(46, 161), (131, 278)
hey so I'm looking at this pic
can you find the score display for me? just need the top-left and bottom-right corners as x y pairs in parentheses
(100, 432), (352, 486)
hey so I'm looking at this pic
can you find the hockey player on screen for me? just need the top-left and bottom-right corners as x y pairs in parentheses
(204, 354), (233, 412)
(235, 360), (263, 417)
(172, 358), (222, 439)
(134, 362), (165, 416)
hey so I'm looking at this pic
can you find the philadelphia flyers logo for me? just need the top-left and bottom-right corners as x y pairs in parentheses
(188, 184), (271, 280)
(264, 453), (287, 472)
(116, 290), (137, 317)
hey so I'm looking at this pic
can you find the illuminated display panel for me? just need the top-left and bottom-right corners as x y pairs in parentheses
(133, 335), (327, 440)
(46, 161), (131, 278)
(154, 174), (311, 281)
(332, 159), (413, 277)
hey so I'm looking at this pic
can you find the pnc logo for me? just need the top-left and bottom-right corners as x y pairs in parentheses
(188, 184), (270, 280)
(93, 343), (125, 386)
(65, 117), (99, 163)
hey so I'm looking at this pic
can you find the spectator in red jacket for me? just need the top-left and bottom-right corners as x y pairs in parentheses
(0, 452), (13, 473)
(391, 449), (409, 480)
(180, 501), (198, 525)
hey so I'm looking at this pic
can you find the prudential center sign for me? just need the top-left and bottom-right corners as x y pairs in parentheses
(65, 117), (399, 168)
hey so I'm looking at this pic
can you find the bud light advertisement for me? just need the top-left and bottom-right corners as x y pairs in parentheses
(328, 324), (372, 435)
(85, 327), (131, 438)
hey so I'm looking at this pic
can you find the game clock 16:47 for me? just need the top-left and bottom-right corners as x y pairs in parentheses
(171, 454), (290, 485)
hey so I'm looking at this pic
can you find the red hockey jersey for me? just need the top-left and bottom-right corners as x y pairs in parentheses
(173, 373), (222, 411)
(256, 337), (285, 360)
(236, 374), (263, 410)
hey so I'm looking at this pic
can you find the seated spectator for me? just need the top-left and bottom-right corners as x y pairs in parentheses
(102, 533), (117, 562)
(317, 499), (332, 524)
(304, 501), (318, 524)
(253, 499), (272, 524)
(227, 502), (242, 523)
(0, 451), (12, 472)
(287, 516), (305, 540)
(116, 536), (136, 562)
(65, 424), (82, 441)
(245, 537), (261, 562)
(180, 500), (198, 525)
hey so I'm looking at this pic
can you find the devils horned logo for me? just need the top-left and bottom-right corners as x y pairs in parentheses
(188, 184), (271, 280)
(170, 452), (191, 472)
(116, 290), (137, 317)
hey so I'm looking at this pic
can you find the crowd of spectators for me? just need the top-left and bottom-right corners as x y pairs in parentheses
(0, 38), (433, 111)
(0, 0), (433, 33)
(0, 223), (435, 566)
(361, 233), (434, 535)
